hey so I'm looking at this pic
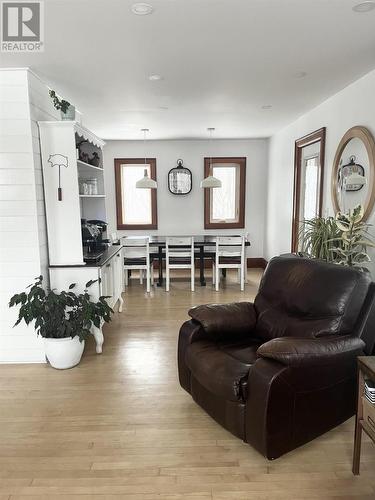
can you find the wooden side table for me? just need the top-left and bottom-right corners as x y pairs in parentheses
(352, 356), (375, 475)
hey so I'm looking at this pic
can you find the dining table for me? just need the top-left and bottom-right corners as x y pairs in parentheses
(122, 235), (251, 287)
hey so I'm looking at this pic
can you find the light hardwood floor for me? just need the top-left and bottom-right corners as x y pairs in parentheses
(0, 269), (375, 500)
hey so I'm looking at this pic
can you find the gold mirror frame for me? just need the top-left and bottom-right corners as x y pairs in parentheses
(331, 126), (375, 221)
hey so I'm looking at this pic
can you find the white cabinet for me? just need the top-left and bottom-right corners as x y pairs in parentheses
(38, 121), (105, 266)
(100, 260), (113, 301)
(49, 246), (124, 354)
(99, 248), (123, 309)
(113, 249), (124, 306)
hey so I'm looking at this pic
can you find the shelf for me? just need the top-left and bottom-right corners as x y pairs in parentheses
(79, 194), (105, 198)
(77, 160), (104, 172)
(361, 419), (375, 442)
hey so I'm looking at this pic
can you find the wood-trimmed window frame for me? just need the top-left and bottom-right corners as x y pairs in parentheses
(204, 156), (246, 229)
(114, 158), (158, 230)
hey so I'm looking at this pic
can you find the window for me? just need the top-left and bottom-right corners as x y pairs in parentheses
(301, 155), (320, 221)
(114, 158), (158, 229)
(204, 157), (246, 229)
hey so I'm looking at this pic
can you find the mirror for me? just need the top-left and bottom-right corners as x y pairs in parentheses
(331, 126), (375, 221)
(168, 159), (192, 195)
(292, 128), (326, 252)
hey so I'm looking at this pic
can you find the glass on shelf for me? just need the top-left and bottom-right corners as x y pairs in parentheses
(87, 178), (98, 195)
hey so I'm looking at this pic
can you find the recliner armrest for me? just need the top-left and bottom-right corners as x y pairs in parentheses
(188, 302), (257, 340)
(257, 335), (365, 367)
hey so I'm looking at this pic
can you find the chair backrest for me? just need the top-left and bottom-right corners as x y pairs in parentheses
(254, 255), (372, 344)
(122, 237), (150, 259)
(166, 237), (194, 259)
(215, 235), (245, 258)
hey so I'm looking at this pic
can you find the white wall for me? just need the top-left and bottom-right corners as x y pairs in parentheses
(266, 68), (375, 274)
(0, 68), (60, 363)
(103, 139), (269, 258)
(28, 71), (61, 280)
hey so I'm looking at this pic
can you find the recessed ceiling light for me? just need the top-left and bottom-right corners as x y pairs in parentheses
(352, 1), (375, 12)
(148, 74), (163, 81)
(261, 105), (272, 109)
(294, 71), (307, 79)
(131, 3), (154, 15)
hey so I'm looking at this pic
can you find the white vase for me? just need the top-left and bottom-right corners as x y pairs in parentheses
(44, 336), (85, 369)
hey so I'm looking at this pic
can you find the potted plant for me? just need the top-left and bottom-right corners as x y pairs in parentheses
(49, 89), (75, 120)
(9, 276), (113, 369)
(299, 205), (374, 268)
(298, 215), (342, 262)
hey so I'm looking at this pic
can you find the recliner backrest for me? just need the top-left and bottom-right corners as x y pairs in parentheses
(254, 255), (371, 342)
(352, 282), (375, 355)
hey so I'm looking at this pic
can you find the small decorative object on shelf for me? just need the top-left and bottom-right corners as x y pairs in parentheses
(365, 379), (375, 404)
(80, 152), (89, 164)
(49, 89), (75, 120)
(8, 276), (113, 369)
(48, 153), (68, 201)
(87, 178), (98, 195)
(168, 159), (192, 195)
(89, 152), (101, 167)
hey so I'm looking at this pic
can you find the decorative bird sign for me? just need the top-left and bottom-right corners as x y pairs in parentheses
(48, 154), (68, 201)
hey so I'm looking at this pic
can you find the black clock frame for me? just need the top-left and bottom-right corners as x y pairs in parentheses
(168, 159), (192, 195)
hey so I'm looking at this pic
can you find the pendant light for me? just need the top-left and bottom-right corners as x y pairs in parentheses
(201, 127), (222, 189)
(136, 128), (157, 189)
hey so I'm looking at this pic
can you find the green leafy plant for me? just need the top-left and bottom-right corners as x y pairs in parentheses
(299, 216), (342, 262)
(299, 205), (374, 268)
(9, 276), (113, 342)
(332, 205), (375, 267)
(49, 89), (71, 114)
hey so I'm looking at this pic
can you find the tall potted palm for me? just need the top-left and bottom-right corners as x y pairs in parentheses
(9, 277), (113, 369)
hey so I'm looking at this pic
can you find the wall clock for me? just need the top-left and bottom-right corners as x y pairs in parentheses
(168, 159), (192, 195)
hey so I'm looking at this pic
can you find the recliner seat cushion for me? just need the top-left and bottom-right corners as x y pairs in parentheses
(254, 256), (371, 342)
(185, 339), (261, 402)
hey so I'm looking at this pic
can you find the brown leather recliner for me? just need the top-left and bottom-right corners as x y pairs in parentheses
(178, 255), (375, 459)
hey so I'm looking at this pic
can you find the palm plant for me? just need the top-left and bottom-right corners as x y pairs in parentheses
(298, 216), (342, 262)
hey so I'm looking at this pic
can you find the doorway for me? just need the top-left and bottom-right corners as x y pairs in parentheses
(291, 127), (326, 252)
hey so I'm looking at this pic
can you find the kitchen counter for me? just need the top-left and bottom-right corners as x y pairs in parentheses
(84, 245), (122, 268)
(50, 244), (122, 269)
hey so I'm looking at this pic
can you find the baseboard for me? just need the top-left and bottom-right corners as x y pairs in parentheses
(247, 258), (268, 269)
(152, 258), (267, 270)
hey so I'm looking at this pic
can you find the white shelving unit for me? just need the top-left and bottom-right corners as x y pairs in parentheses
(77, 159), (103, 171)
(38, 121), (106, 266)
(38, 121), (124, 354)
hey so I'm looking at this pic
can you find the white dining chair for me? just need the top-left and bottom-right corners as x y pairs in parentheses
(213, 236), (245, 291)
(122, 237), (154, 293)
(165, 237), (195, 292)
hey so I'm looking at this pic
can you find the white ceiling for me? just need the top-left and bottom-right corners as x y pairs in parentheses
(1, 0), (375, 140)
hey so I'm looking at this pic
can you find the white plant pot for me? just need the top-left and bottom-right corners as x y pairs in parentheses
(44, 336), (85, 369)
(61, 104), (75, 121)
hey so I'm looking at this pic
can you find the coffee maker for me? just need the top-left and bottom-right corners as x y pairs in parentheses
(81, 219), (109, 262)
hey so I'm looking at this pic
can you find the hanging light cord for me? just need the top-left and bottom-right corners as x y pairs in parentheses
(210, 128), (212, 174)
(208, 127), (215, 175)
(143, 129), (146, 172)
(141, 128), (149, 177)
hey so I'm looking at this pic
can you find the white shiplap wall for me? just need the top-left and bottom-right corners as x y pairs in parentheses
(28, 71), (60, 280)
(0, 68), (59, 363)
